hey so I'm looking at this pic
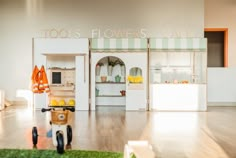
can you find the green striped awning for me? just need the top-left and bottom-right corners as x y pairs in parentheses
(150, 38), (207, 50)
(91, 38), (147, 50)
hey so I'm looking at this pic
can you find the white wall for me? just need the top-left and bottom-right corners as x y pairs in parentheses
(0, 0), (204, 101)
(205, 0), (236, 104)
(208, 67), (236, 105)
(205, 0), (236, 66)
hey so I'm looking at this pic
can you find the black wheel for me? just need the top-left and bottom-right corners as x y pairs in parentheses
(56, 131), (64, 154)
(32, 127), (38, 146)
(67, 125), (72, 145)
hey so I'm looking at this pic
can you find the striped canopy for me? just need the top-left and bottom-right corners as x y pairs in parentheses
(91, 38), (147, 50)
(150, 38), (207, 50)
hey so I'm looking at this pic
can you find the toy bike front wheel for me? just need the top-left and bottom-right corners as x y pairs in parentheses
(56, 131), (64, 154)
(32, 127), (38, 146)
(67, 125), (72, 145)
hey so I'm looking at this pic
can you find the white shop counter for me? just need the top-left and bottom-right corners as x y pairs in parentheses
(150, 84), (207, 111)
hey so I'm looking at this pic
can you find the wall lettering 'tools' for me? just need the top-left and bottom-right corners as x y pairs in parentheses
(41, 28), (81, 38)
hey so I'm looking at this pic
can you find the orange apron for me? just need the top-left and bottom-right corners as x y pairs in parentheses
(32, 65), (50, 93)
(40, 65), (50, 93)
(31, 66), (40, 93)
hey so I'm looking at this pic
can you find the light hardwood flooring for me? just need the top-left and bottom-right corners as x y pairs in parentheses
(0, 106), (236, 158)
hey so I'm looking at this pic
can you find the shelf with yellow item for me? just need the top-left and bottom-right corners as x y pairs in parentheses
(127, 75), (144, 90)
(127, 75), (143, 84)
(68, 99), (75, 106)
(49, 99), (75, 107)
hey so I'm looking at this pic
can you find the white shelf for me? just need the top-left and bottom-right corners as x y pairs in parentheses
(96, 95), (125, 97)
(49, 95), (75, 97)
(43, 53), (86, 56)
(96, 104), (125, 106)
(96, 82), (126, 84)
(50, 86), (75, 91)
(48, 67), (75, 70)
(127, 83), (144, 90)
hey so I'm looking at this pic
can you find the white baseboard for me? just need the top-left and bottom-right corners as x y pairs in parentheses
(12, 100), (28, 106)
(208, 102), (236, 106)
(6, 101), (236, 107)
(4, 98), (28, 106)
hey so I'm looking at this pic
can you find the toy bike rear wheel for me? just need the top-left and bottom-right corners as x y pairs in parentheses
(32, 127), (38, 146)
(56, 131), (64, 154)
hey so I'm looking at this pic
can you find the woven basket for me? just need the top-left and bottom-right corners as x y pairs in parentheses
(51, 110), (68, 125)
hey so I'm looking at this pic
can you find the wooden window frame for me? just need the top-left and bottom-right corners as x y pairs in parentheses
(204, 28), (228, 67)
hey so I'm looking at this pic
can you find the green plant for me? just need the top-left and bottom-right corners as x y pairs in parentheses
(108, 57), (116, 67)
(115, 59), (125, 66)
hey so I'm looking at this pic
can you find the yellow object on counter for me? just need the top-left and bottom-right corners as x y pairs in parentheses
(127, 75), (143, 83)
(68, 99), (75, 106)
(58, 99), (66, 106)
(50, 99), (58, 106)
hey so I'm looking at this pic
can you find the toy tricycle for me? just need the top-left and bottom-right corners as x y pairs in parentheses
(32, 106), (75, 154)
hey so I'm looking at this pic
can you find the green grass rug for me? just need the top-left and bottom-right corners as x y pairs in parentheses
(0, 149), (123, 158)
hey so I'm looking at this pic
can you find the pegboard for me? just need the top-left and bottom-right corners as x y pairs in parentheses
(63, 70), (75, 85)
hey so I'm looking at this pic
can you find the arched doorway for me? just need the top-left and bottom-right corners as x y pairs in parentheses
(95, 56), (126, 110)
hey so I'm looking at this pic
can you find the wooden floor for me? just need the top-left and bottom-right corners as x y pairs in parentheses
(0, 106), (236, 158)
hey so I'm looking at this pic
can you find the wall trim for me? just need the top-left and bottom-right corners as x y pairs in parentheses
(204, 28), (228, 67)
(208, 102), (236, 106)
